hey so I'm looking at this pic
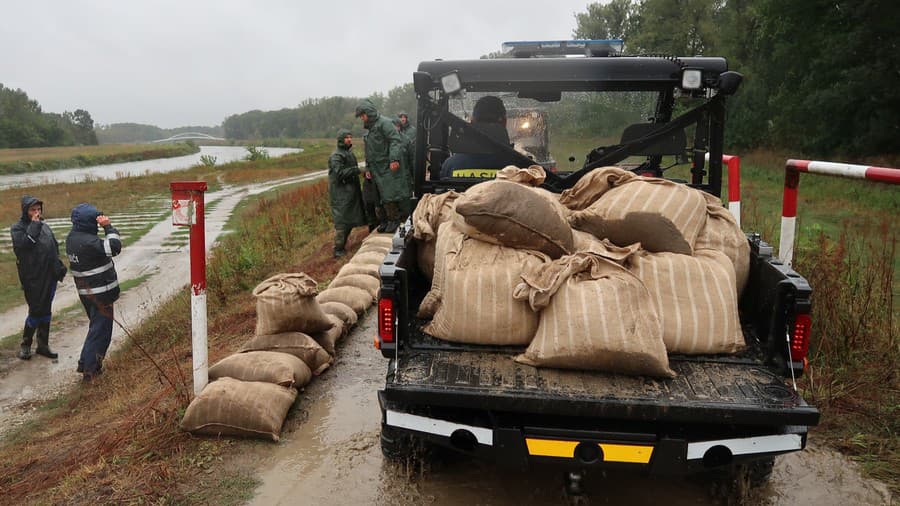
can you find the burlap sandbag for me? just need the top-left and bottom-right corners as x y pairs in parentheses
(495, 165), (546, 186)
(453, 179), (574, 258)
(357, 242), (390, 256)
(319, 301), (358, 327)
(252, 273), (332, 336)
(208, 351), (312, 388)
(311, 314), (347, 356)
(180, 377), (297, 441)
(363, 234), (393, 249)
(350, 250), (387, 266)
(329, 273), (380, 299)
(630, 249), (745, 354)
(317, 286), (373, 314)
(240, 332), (332, 375)
(694, 192), (750, 296)
(423, 234), (545, 345)
(513, 252), (673, 378)
(559, 166), (634, 211)
(413, 191), (461, 280)
(418, 221), (465, 319)
(569, 177), (708, 255)
(337, 262), (379, 280)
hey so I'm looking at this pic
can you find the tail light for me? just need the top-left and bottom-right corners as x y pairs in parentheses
(378, 297), (395, 344)
(790, 313), (812, 361)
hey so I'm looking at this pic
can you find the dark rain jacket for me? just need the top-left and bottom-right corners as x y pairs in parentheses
(328, 129), (366, 229)
(398, 113), (417, 143)
(65, 203), (122, 304)
(357, 99), (408, 203)
(392, 117), (415, 194)
(10, 196), (66, 317)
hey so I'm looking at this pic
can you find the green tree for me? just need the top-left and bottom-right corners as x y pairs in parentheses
(573, 0), (638, 41)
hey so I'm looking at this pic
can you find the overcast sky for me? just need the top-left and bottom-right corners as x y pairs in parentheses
(1, 0), (593, 128)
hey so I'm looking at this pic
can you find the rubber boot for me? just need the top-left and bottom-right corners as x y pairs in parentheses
(382, 202), (401, 234)
(17, 325), (35, 360)
(35, 322), (58, 359)
(334, 227), (349, 258)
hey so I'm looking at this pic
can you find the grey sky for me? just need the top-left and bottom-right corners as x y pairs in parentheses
(1, 0), (593, 128)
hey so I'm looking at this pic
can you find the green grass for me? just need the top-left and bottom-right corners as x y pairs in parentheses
(0, 143), (200, 175)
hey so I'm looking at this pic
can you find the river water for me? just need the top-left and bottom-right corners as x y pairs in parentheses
(0, 145), (301, 190)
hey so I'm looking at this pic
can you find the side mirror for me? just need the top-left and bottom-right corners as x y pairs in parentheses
(717, 71), (743, 95)
(413, 71), (433, 95)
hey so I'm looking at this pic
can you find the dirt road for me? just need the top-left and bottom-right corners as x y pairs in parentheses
(245, 312), (893, 506)
(0, 171), (325, 435)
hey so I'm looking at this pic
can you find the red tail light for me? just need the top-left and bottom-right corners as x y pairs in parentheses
(790, 313), (812, 361)
(378, 297), (395, 343)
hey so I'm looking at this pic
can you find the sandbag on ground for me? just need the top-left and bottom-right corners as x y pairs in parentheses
(349, 250), (388, 266)
(329, 274), (380, 299)
(454, 179), (574, 258)
(694, 192), (750, 296)
(319, 301), (358, 327)
(337, 262), (379, 280)
(311, 314), (348, 356)
(363, 234), (393, 249)
(569, 176), (709, 255)
(240, 332), (332, 375)
(514, 251), (673, 378)
(180, 377), (297, 441)
(357, 242), (391, 255)
(413, 190), (461, 280)
(423, 233), (545, 345)
(630, 249), (745, 355)
(208, 351), (312, 388)
(317, 286), (373, 314)
(252, 273), (332, 336)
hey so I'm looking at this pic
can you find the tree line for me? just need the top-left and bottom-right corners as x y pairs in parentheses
(0, 84), (98, 148)
(573, 0), (900, 157)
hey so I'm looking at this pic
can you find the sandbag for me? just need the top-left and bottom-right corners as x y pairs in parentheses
(423, 234), (545, 345)
(694, 192), (750, 296)
(357, 242), (390, 256)
(413, 191), (461, 280)
(569, 176), (708, 255)
(630, 250), (745, 355)
(317, 286), (373, 314)
(513, 252), (673, 378)
(337, 262), (379, 280)
(240, 332), (332, 375)
(349, 250), (387, 266)
(559, 166), (634, 211)
(208, 351), (312, 388)
(329, 273), (380, 299)
(363, 234), (393, 249)
(495, 164), (546, 186)
(319, 301), (358, 327)
(453, 179), (574, 258)
(180, 377), (297, 441)
(311, 314), (347, 356)
(418, 221), (465, 319)
(252, 273), (332, 336)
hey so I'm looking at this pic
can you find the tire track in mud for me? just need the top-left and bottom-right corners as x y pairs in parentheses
(0, 171), (326, 437)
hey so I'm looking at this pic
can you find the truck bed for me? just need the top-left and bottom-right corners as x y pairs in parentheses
(385, 320), (819, 428)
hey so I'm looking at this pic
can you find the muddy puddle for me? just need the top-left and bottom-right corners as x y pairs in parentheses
(247, 313), (893, 506)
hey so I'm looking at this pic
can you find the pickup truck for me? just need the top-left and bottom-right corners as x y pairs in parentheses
(375, 40), (819, 493)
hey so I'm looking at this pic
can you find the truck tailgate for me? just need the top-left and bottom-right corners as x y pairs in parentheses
(387, 348), (819, 427)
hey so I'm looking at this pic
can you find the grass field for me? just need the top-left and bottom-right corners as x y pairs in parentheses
(0, 143), (200, 175)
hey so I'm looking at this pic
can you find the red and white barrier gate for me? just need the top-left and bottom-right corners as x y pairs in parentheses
(779, 159), (900, 266)
(705, 153), (742, 227)
(171, 181), (208, 396)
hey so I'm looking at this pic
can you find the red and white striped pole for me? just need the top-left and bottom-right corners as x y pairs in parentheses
(779, 160), (900, 266)
(170, 181), (209, 396)
(705, 153), (742, 226)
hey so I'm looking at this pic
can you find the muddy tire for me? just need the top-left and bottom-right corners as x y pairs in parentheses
(706, 457), (776, 505)
(743, 457), (775, 487)
(380, 424), (416, 461)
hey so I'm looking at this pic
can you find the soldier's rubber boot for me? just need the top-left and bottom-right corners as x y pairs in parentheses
(382, 202), (401, 234)
(17, 325), (35, 360)
(35, 322), (58, 359)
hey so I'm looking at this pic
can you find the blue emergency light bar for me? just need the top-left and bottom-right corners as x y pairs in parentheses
(501, 39), (624, 58)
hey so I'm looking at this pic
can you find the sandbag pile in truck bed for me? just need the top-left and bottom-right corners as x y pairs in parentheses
(414, 165), (749, 379)
(180, 233), (393, 441)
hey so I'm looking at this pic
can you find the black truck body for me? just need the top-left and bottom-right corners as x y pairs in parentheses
(376, 48), (818, 479)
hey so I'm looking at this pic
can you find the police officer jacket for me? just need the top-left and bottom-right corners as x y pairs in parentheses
(66, 203), (122, 304)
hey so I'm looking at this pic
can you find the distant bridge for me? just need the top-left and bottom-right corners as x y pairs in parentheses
(151, 132), (226, 143)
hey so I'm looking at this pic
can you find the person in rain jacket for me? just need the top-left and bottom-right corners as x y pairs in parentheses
(355, 99), (407, 233)
(66, 203), (122, 381)
(328, 129), (367, 257)
(10, 196), (67, 360)
(391, 116), (415, 210)
(398, 112), (416, 143)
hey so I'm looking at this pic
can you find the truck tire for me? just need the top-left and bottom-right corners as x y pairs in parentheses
(380, 424), (417, 462)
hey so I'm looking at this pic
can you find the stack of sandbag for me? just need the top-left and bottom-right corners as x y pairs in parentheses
(181, 272), (337, 441)
(317, 232), (391, 314)
(513, 245), (674, 378)
(412, 190), (460, 280)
